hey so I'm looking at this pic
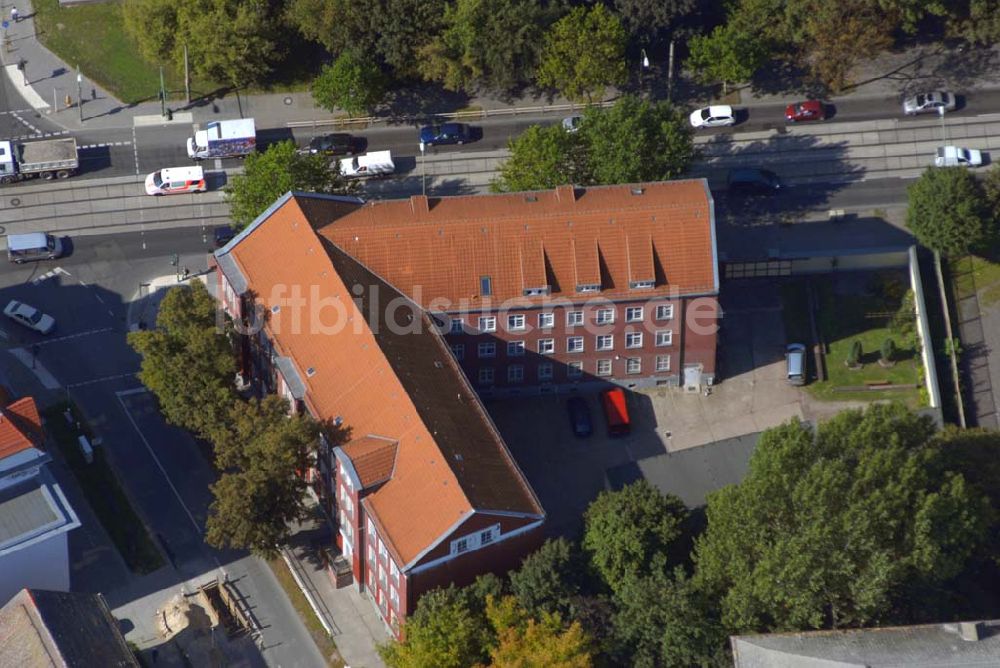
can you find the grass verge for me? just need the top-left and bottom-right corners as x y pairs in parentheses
(268, 557), (345, 668)
(42, 402), (164, 574)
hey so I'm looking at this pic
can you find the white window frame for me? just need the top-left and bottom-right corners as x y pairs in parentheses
(480, 528), (496, 545)
(478, 342), (496, 358)
(378, 538), (387, 560)
(567, 311), (584, 327)
(596, 334), (614, 351)
(567, 336), (584, 354)
(479, 316), (497, 332)
(507, 314), (526, 331)
(390, 560), (400, 585)
(656, 355), (671, 372)
(595, 308), (615, 325)
(656, 330), (673, 347)
(538, 338), (555, 355)
(626, 332), (643, 349)
(367, 518), (376, 537)
(449, 317), (464, 334)
(538, 312), (554, 329)
(455, 537), (470, 554)
(597, 359), (613, 376)
(626, 306), (644, 322)
(626, 358), (642, 374)
(478, 367), (494, 384)
(567, 361), (583, 378)
(508, 365), (524, 383)
(507, 341), (525, 357)
(451, 344), (465, 360)
(538, 364), (553, 381)
(656, 304), (675, 321)
(367, 543), (375, 563)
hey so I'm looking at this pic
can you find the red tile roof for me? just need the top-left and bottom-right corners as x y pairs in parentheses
(318, 181), (717, 309)
(0, 397), (43, 461)
(341, 436), (398, 488)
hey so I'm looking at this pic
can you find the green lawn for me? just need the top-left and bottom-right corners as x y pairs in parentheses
(954, 254), (1000, 308)
(31, 0), (216, 103)
(43, 403), (165, 574)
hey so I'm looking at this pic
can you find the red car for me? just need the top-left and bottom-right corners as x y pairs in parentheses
(785, 100), (825, 122)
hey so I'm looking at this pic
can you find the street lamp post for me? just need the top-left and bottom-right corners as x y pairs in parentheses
(159, 66), (167, 118)
(938, 105), (947, 144)
(419, 141), (427, 197)
(76, 67), (83, 123)
(640, 48), (650, 96)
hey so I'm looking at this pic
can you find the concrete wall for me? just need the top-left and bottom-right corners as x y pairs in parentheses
(0, 532), (70, 604)
(909, 246), (941, 410)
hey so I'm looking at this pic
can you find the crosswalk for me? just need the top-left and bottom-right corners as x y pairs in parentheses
(31, 266), (70, 285)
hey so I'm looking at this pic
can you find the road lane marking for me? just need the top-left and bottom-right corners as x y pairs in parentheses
(31, 266), (70, 285)
(33, 327), (114, 347)
(66, 372), (137, 388)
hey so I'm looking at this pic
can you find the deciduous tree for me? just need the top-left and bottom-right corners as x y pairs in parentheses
(583, 479), (688, 594)
(906, 166), (993, 256)
(487, 596), (594, 668)
(312, 50), (386, 116)
(510, 538), (587, 620)
(492, 124), (585, 193)
(687, 23), (768, 95)
(127, 281), (235, 440)
(610, 0), (696, 43)
(694, 404), (991, 632)
(224, 140), (356, 229)
(537, 4), (627, 103)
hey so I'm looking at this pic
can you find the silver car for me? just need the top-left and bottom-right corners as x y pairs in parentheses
(4, 300), (55, 335)
(902, 91), (955, 116)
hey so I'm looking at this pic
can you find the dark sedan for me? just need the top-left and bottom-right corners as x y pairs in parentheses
(785, 100), (825, 122)
(567, 397), (593, 438)
(419, 123), (472, 146)
(306, 133), (364, 156)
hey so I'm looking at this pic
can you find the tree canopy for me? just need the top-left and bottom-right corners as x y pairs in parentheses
(127, 281), (235, 440)
(224, 140), (356, 229)
(694, 404), (991, 632)
(487, 596), (594, 668)
(905, 166), (994, 256)
(311, 49), (386, 116)
(537, 4), (627, 103)
(687, 23), (768, 94)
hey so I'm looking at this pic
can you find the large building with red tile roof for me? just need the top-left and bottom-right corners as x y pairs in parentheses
(213, 180), (719, 636)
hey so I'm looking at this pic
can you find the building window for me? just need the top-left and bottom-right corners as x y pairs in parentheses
(367, 543), (375, 563)
(595, 308), (615, 325)
(478, 342), (496, 358)
(627, 358), (642, 374)
(656, 355), (671, 372)
(631, 280), (655, 290)
(479, 316), (497, 332)
(567, 311), (584, 327)
(390, 560), (400, 586)
(481, 528), (496, 545)
(596, 334), (614, 351)
(508, 341), (525, 357)
(626, 332), (643, 349)
(389, 586), (399, 610)
(378, 538), (387, 560)
(626, 306), (643, 322)
(567, 361), (583, 378)
(656, 330), (673, 347)
(656, 304), (674, 320)
(455, 537), (470, 554)
(449, 318), (464, 334)
(538, 312), (554, 329)
(451, 344), (465, 361)
(508, 365), (524, 383)
(567, 336), (584, 353)
(597, 359), (613, 376)
(481, 276), (493, 297)
(478, 368), (494, 385)
(367, 518), (376, 537)
(538, 338), (555, 355)
(577, 283), (601, 293)
(507, 314), (526, 331)
(538, 364), (553, 381)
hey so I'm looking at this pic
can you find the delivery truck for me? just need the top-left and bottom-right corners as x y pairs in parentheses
(187, 118), (256, 160)
(0, 138), (80, 184)
(339, 150), (395, 179)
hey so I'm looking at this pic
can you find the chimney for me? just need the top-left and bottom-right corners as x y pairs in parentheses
(410, 194), (430, 215)
(555, 184), (577, 204)
(959, 622), (984, 641)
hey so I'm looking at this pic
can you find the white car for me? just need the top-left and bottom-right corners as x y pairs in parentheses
(561, 115), (582, 133)
(144, 166), (207, 196)
(3, 300), (55, 334)
(689, 105), (736, 128)
(902, 91), (955, 116)
(934, 146), (983, 168)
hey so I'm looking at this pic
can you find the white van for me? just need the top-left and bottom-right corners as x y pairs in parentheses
(145, 166), (207, 195)
(6, 232), (63, 264)
(934, 146), (983, 168)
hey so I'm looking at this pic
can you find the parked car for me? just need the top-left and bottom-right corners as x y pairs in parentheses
(786, 343), (806, 386)
(785, 100), (825, 122)
(566, 397), (593, 438)
(306, 133), (364, 156)
(562, 115), (583, 133)
(144, 166), (206, 196)
(214, 225), (236, 248)
(4, 300), (55, 334)
(902, 91), (956, 116)
(727, 168), (782, 195)
(419, 123), (472, 146)
(934, 145), (983, 167)
(689, 105), (736, 129)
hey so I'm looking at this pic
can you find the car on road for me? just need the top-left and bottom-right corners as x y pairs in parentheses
(786, 343), (806, 385)
(727, 168), (782, 195)
(562, 115), (583, 133)
(4, 300), (55, 335)
(689, 105), (736, 129)
(214, 225), (236, 248)
(305, 133), (364, 156)
(934, 145), (983, 167)
(566, 397), (593, 438)
(785, 100), (825, 122)
(902, 91), (956, 116)
(419, 123), (472, 146)
(144, 166), (207, 196)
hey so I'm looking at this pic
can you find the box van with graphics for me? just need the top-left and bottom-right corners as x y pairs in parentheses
(6, 232), (63, 263)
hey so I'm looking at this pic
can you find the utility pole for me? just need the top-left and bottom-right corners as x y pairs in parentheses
(76, 66), (83, 123)
(184, 44), (191, 104)
(667, 38), (676, 102)
(159, 66), (167, 118)
(640, 48), (650, 97)
(419, 141), (427, 196)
